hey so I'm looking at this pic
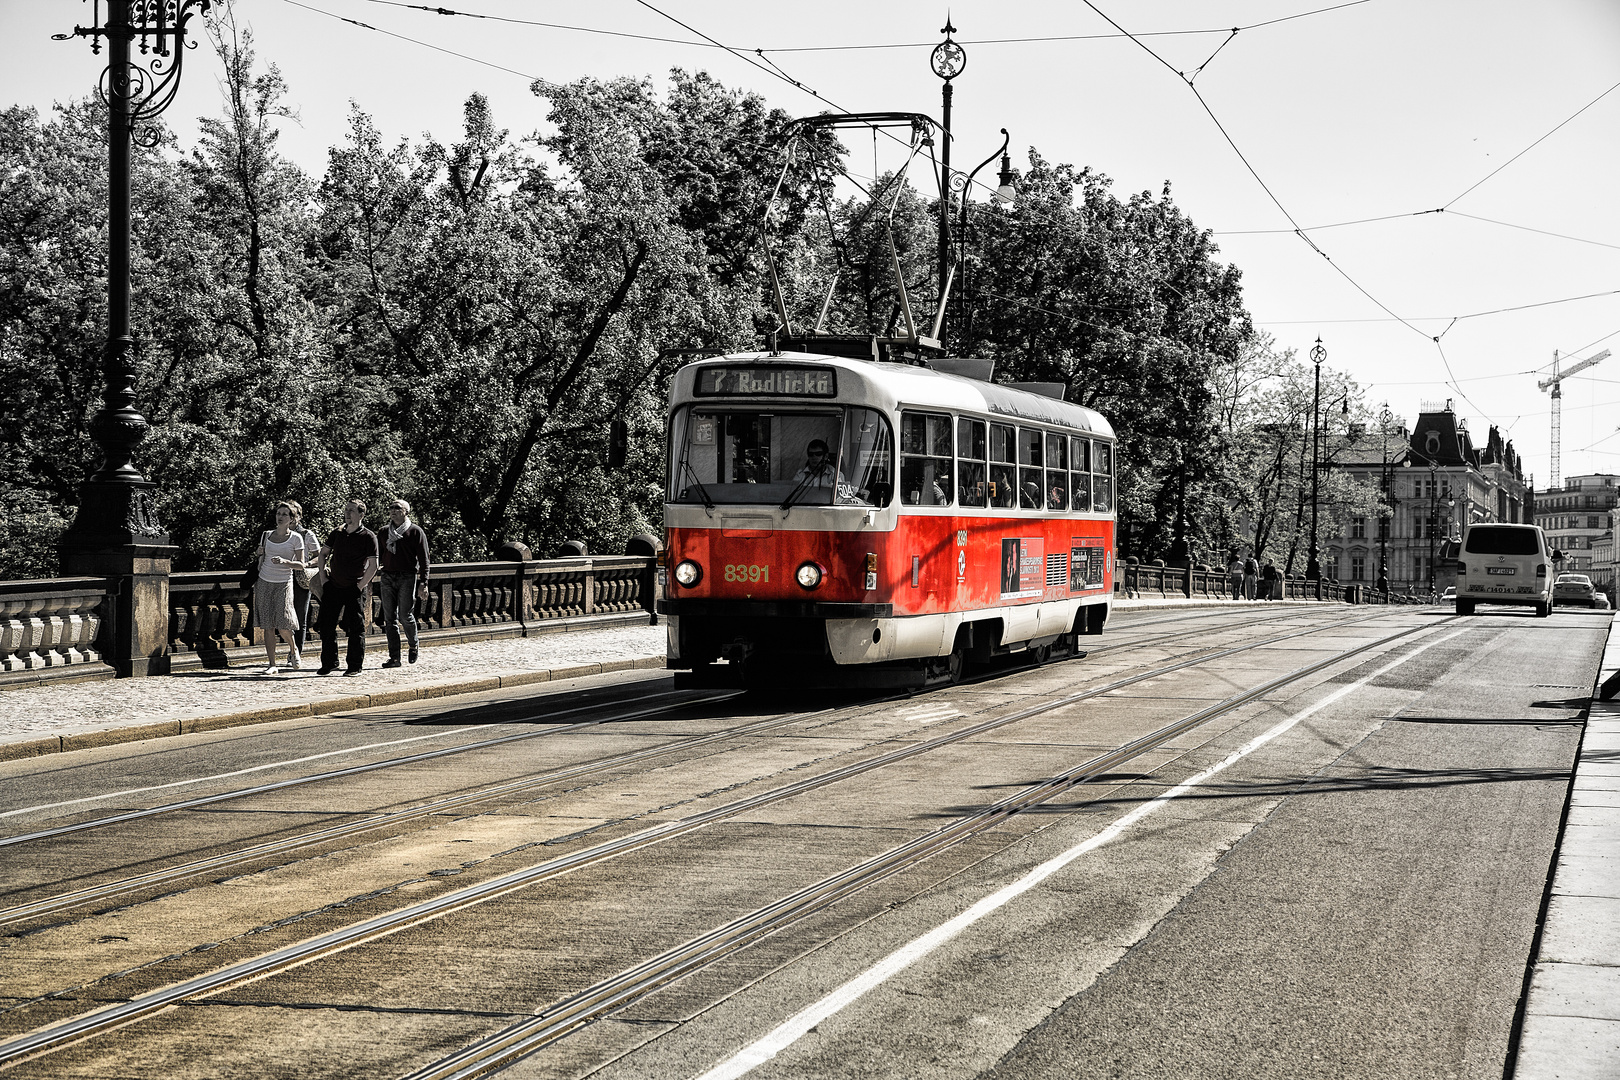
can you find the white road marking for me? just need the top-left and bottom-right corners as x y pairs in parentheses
(692, 627), (1466, 1080)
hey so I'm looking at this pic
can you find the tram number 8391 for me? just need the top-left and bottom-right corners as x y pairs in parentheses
(723, 563), (770, 583)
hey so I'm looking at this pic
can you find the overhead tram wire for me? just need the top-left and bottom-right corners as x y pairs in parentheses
(1076, 0), (1432, 343)
(279, 0), (542, 81)
(1067, 0), (1544, 432)
(1444, 76), (1620, 210)
(1219, 207), (1620, 253)
(281, 0), (1583, 417)
(349, 0), (1371, 55)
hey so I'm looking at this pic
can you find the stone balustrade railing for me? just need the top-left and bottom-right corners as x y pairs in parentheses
(6, 550), (1424, 687)
(1117, 559), (1370, 603)
(163, 556), (659, 666)
(0, 578), (113, 673)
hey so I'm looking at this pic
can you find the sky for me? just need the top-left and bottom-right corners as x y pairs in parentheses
(4, 0), (1618, 488)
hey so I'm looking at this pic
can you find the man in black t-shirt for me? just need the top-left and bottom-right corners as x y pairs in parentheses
(314, 499), (380, 675)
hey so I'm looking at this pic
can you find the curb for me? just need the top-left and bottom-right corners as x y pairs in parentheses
(0, 656), (668, 764)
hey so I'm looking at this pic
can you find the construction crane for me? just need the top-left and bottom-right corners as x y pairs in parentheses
(1538, 348), (1609, 488)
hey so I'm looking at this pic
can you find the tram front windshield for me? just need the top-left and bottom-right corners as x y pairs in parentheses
(670, 407), (893, 507)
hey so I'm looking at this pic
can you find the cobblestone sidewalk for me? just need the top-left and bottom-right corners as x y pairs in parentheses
(0, 624), (668, 759)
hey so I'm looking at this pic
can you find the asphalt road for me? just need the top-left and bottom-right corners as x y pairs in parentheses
(0, 604), (1606, 1079)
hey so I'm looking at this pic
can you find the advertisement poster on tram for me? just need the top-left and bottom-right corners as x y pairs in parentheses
(1070, 539), (1107, 592)
(1000, 538), (1045, 599)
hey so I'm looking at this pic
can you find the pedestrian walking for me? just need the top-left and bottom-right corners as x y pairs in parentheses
(378, 498), (431, 668)
(1226, 551), (1244, 601)
(253, 502), (306, 674)
(1261, 559), (1280, 600)
(314, 498), (379, 676)
(286, 499), (322, 652)
(1243, 553), (1260, 600)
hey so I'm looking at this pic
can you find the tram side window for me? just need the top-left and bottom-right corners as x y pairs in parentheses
(989, 423), (1017, 508)
(958, 418), (987, 508)
(1092, 441), (1114, 513)
(1070, 435), (1091, 512)
(1017, 427), (1044, 509)
(900, 411), (954, 506)
(1045, 432), (1069, 511)
(841, 407), (894, 507)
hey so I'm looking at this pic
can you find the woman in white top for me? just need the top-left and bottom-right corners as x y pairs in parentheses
(286, 499), (322, 651)
(254, 502), (306, 674)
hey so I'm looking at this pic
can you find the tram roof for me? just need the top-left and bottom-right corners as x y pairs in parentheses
(675, 352), (1116, 440)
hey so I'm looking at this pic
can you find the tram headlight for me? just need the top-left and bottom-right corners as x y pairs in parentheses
(795, 561), (824, 590)
(674, 559), (703, 587)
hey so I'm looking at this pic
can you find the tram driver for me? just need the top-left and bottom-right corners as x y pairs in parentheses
(792, 439), (845, 488)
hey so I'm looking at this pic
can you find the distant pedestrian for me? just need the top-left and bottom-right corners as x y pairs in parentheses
(314, 498), (379, 676)
(1243, 554), (1259, 600)
(1226, 551), (1243, 601)
(1261, 559), (1280, 600)
(253, 502), (306, 675)
(286, 499), (322, 651)
(378, 497), (431, 668)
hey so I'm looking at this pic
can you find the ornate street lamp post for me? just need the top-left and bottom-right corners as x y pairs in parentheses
(55, 0), (213, 675)
(1377, 404), (1394, 596)
(1428, 463), (1439, 599)
(1307, 336), (1326, 582)
(931, 20), (965, 311)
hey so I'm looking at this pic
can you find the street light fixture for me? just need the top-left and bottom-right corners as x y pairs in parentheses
(950, 128), (1014, 346)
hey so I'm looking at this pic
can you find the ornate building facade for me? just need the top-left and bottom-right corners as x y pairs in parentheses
(1327, 402), (1530, 593)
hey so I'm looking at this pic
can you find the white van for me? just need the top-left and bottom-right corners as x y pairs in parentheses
(1454, 522), (1552, 617)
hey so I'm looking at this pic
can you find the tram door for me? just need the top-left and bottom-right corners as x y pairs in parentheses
(955, 418), (991, 610)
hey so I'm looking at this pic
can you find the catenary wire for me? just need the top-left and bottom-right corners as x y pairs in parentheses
(273, 0), (1605, 436)
(282, 0), (1600, 354)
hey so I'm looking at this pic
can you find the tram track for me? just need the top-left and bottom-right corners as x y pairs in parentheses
(403, 614), (1452, 1080)
(0, 608), (1448, 1069)
(0, 605), (1361, 933)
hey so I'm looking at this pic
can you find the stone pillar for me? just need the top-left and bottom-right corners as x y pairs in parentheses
(60, 482), (176, 677)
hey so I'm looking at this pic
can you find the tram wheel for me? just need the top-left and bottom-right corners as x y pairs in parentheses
(946, 646), (966, 684)
(1030, 644), (1052, 667)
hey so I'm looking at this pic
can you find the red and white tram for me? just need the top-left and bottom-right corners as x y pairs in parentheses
(659, 351), (1117, 688)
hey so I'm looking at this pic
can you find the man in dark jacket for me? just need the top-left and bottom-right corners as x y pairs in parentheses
(315, 499), (379, 675)
(378, 498), (431, 667)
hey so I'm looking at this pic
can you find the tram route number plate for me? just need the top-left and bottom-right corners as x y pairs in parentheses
(724, 563), (770, 583)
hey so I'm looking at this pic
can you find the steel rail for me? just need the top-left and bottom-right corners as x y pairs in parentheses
(0, 609), (1432, 1069)
(0, 606), (1323, 929)
(0, 690), (738, 849)
(402, 615), (1447, 1080)
(0, 697), (828, 929)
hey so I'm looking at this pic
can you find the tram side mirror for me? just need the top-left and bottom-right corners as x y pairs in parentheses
(869, 482), (892, 507)
(608, 420), (629, 470)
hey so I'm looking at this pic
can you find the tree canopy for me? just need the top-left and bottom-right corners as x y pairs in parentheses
(0, 35), (1366, 580)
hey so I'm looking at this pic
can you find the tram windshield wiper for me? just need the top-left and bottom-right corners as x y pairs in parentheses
(779, 474), (814, 512)
(678, 458), (715, 512)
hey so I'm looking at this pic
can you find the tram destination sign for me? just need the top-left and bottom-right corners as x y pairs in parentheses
(695, 365), (836, 398)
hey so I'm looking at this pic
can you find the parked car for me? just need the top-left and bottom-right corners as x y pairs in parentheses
(1553, 573), (1597, 608)
(1595, 593), (1611, 611)
(1440, 586), (1457, 602)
